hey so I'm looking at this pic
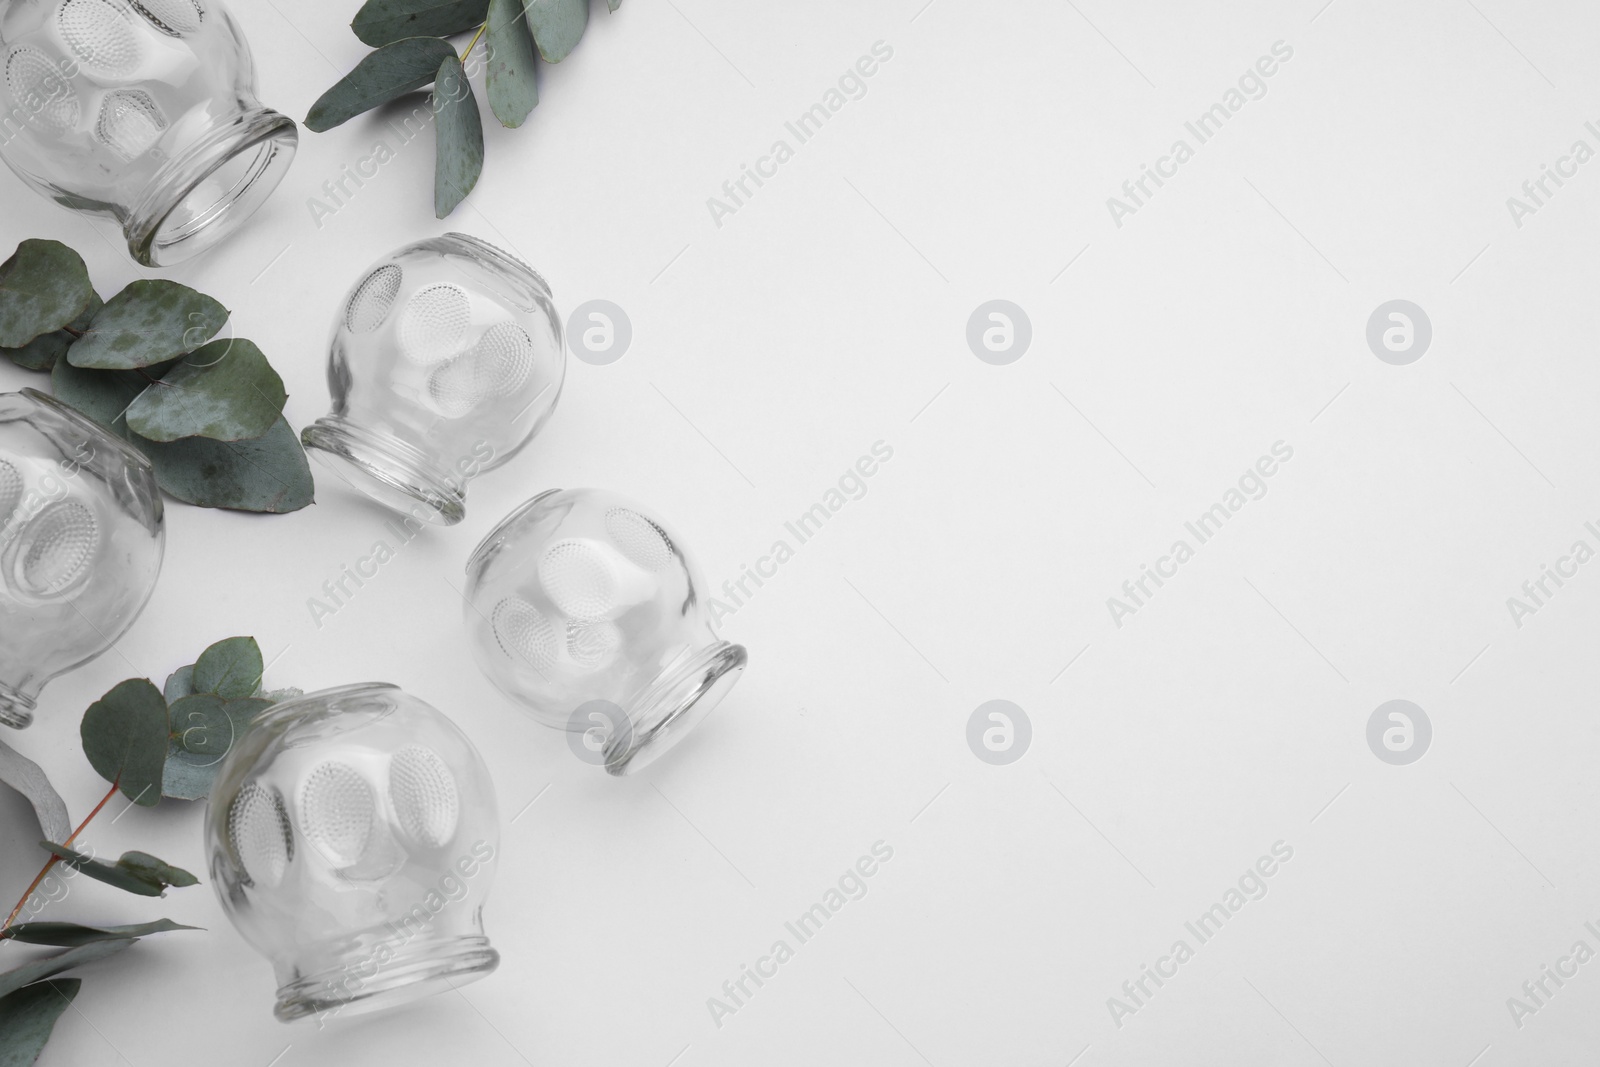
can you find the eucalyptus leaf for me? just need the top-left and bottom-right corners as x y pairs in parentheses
(133, 418), (314, 513)
(486, 0), (539, 127)
(0, 938), (134, 1000)
(306, 36), (458, 132)
(522, 0), (586, 63)
(2, 920), (198, 947)
(1, 292), (100, 373)
(353, 0), (489, 47)
(39, 844), (196, 897)
(117, 852), (199, 889)
(0, 739), (70, 847)
(192, 637), (264, 698)
(434, 54), (484, 218)
(608, 0), (620, 10)
(162, 664), (196, 705)
(164, 694), (272, 800)
(67, 280), (228, 370)
(0, 977), (79, 1067)
(124, 339), (286, 442)
(49, 357), (163, 438)
(79, 679), (169, 807)
(0, 240), (94, 350)
(167, 694), (233, 758)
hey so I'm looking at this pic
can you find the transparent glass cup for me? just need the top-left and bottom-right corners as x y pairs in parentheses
(0, 0), (298, 266)
(0, 388), (164, 728)
(204, 683), (501, 1023)
(301, 233), (565, 527)
(463, 489), (748, 776)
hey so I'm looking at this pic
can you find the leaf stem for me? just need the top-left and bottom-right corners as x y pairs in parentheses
(461, 22), (488, 61)
(0, 780), (119, 936)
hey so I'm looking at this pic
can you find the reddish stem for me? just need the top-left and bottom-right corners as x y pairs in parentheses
(0, 780), (120, 935)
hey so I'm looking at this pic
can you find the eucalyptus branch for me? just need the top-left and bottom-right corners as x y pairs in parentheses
(1, 779), (118, 935)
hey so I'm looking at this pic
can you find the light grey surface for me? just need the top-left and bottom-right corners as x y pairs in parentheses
(3, 0), (1598, 1063)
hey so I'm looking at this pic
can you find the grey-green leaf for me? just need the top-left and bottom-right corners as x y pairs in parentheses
(306, 36), (459, 131)
(2, 920), (198, 947)
(68, 280), (228, 370)
(49, 358), (154, 439)
(163, 664), (196, 705)
(0, 739), (70, 847)
(522, 0), (586, 63)
(79, 679), (169, 807)
(118, 851), (200, 889)
(163, 695), (270, 800)
(608, 0), (620, 11)
(39, 844), (197, 896)
(0, 240), (94, 350)
(123, 339), (286, 442)
(352, 0), (489, 47)
(2, 292), (100, 373)
(486, 0), (539, 127)
(0, 939), (133, 1000)
(0, 977), (79, 1067)
(193, 637), (264, 699)
(134, 418), (314, 513)
(434, 54), (484, 218)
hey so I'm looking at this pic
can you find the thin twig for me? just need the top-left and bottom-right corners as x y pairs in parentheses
(1, 780), (119, 935)
(460, 22), (488, 61)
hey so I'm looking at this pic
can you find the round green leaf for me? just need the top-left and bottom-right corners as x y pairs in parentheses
(133, 417), (315, 513)
(123, 339), (286, 442)
(163, 695), (270, 800)
(192, 637), (264, 699)
(0, 240), (94, 350)
(353, 0), (489, 47)
(49, 358), (147, 438)
(522, 0), (586, 63)
(435, 54), (485, 218)
(2, 292), (101, 373)
(79, 678), (169, 807)
(67, 280), (228, 370)
(487, 0), (539, 127)
(306, 36), (459, 132)
(162, 664), (196, 705)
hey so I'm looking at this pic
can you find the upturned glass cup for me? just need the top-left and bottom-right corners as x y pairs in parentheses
(301, 233), (565, 527)
(0, 388), (163, 728)
(204, 683), (501, 1022)
(0, 0), (298, 265)
(463, 488), (748, 776)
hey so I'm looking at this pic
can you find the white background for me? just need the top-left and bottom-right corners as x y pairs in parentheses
(5, 0), (1600, 1063)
